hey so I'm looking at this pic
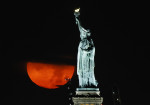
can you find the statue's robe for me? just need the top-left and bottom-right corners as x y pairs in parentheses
(77, 38), (97, 87)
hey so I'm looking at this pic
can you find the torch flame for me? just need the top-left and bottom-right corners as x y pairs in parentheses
(75, 8), (80, 12)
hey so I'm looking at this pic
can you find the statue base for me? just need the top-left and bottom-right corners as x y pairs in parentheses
(76, 88), (99, 91)
(72, 88), (103, 105)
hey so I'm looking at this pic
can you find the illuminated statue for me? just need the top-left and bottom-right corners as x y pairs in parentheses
(74, 8), (98, 88)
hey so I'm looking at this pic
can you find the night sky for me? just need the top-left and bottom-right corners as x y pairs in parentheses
(2, 1), (150, 105)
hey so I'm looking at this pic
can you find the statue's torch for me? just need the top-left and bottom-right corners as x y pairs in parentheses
(74, 8), (80, 17)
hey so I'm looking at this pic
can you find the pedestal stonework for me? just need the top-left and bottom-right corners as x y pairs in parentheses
(72, 88), (103, 105)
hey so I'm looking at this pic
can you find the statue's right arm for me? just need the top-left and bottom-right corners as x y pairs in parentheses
(75, 17), (82, 32)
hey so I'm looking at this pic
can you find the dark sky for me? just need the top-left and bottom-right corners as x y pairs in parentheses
(2, 1), (150, 105)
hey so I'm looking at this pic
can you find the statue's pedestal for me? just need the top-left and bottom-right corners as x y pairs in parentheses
(72, 88), (103, 105)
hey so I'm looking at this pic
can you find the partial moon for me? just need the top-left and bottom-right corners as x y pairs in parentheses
(27, 62), (75, 89)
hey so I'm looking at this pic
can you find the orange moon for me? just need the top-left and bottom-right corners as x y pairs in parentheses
(27, 62), (75, 89)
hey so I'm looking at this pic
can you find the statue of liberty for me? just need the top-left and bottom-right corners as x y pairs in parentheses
(74, 8), (98, 88)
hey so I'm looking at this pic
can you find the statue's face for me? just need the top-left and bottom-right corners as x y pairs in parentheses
(87, 32), (91, 37)
(86, 29), (91, 37)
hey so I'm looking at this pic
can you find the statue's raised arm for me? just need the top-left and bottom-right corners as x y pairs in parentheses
(74, 8), (83, 32)
(74, 8), (90, 40)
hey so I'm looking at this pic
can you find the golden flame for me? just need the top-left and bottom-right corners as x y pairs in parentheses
(75, 8), (80, 12)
